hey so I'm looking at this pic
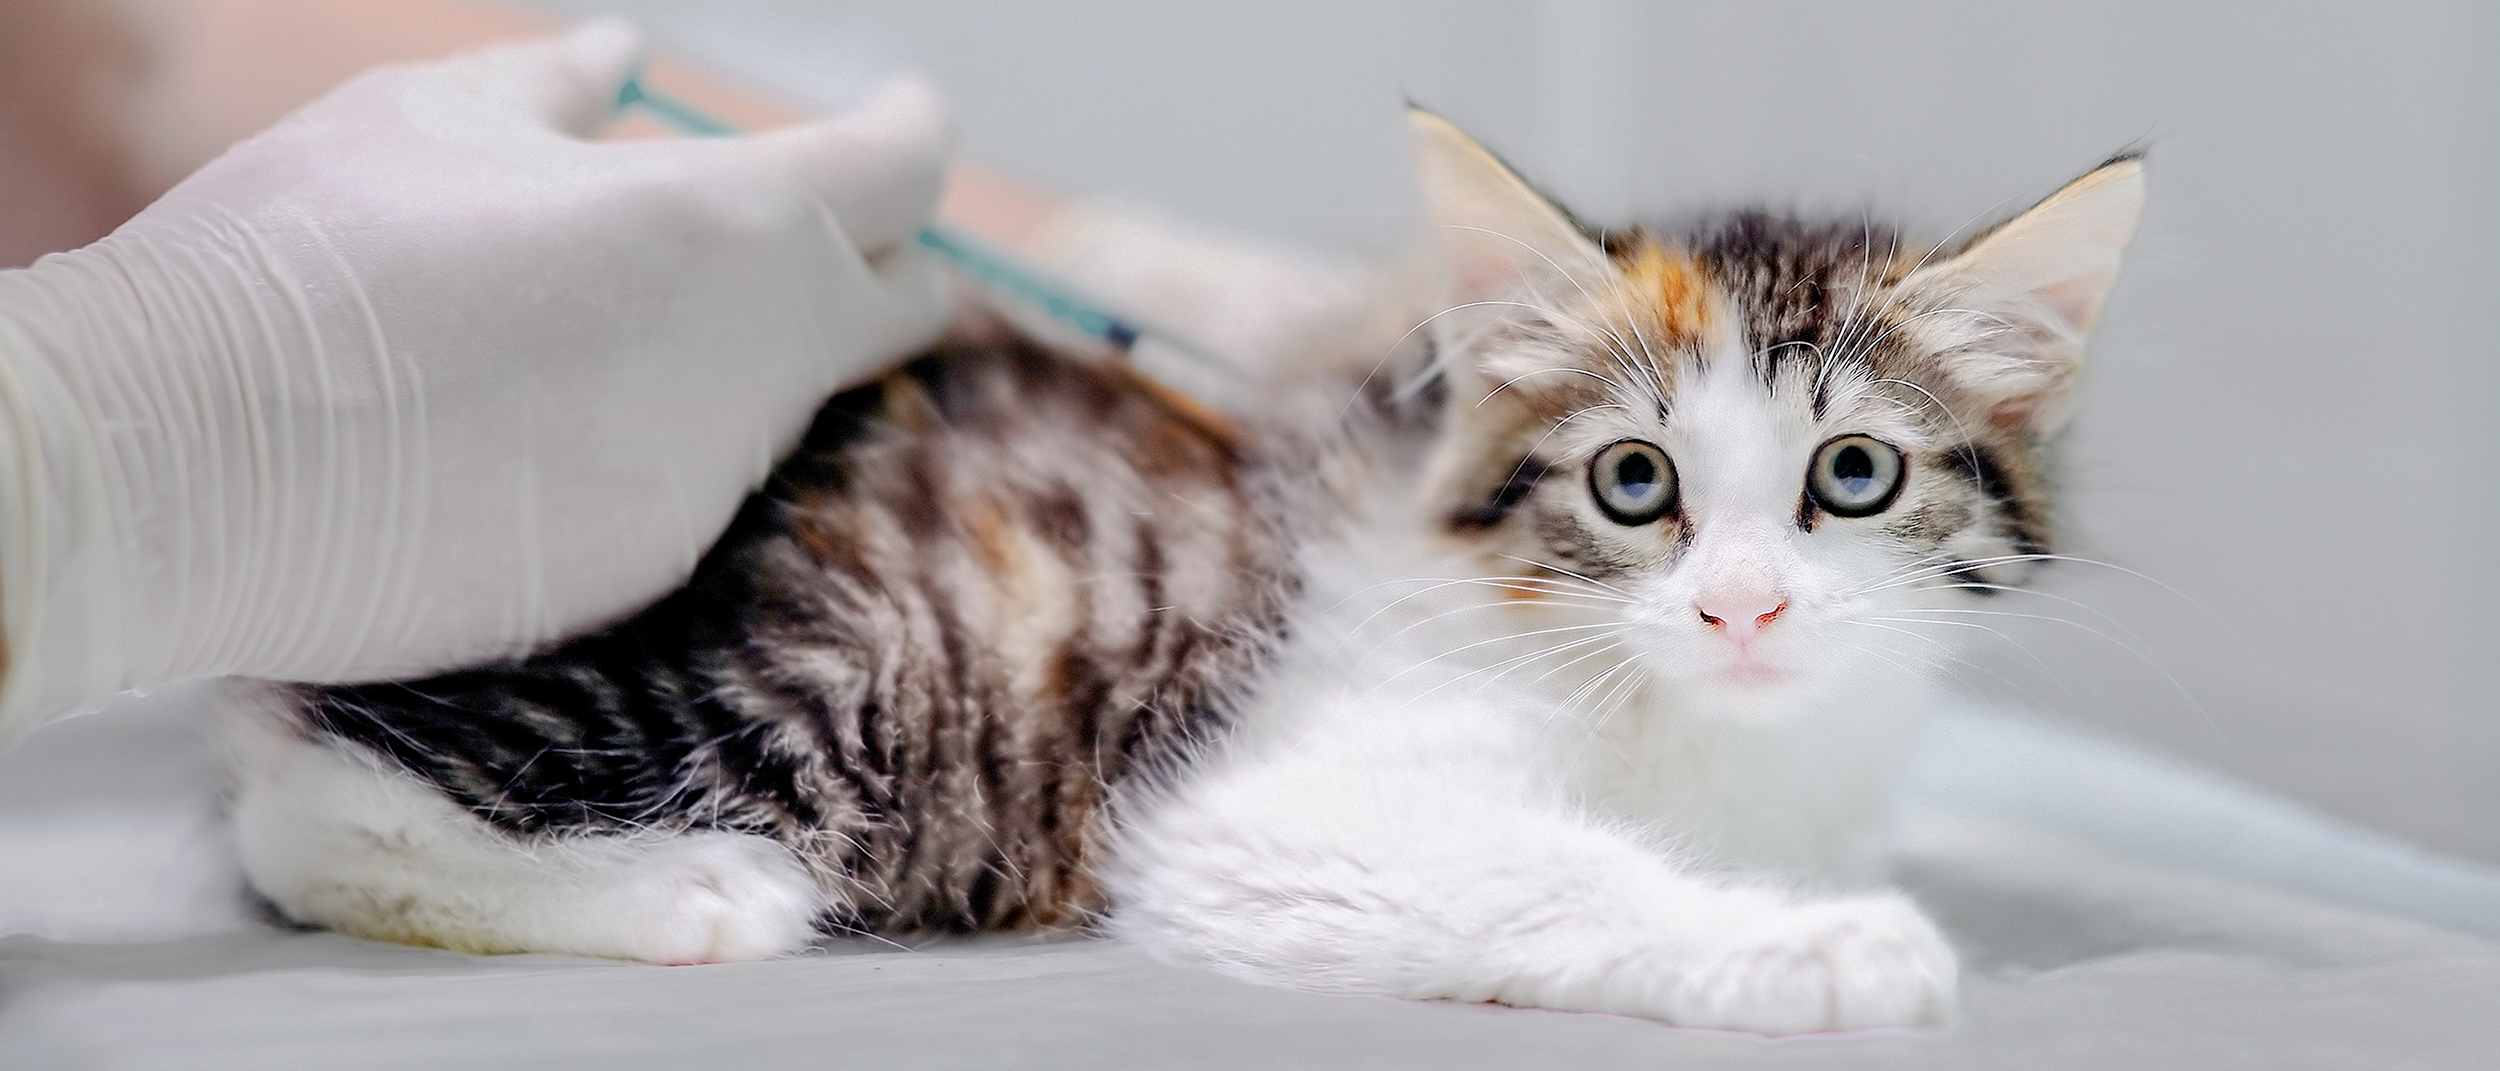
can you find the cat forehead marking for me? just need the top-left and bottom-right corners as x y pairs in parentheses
(1610, 240), (1715, 350)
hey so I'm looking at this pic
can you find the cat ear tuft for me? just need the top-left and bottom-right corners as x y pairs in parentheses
(1905, 155), (2146, 434)
(1410, 109), (1610, 306)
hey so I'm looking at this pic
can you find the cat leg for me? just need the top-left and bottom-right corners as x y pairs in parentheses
(231, 724), (822, 964)
(1111, 757), (1955, 1035)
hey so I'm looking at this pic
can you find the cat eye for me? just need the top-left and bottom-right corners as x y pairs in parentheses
(1806, 435), (1906, 517)
(1588, 440), (1678, 525)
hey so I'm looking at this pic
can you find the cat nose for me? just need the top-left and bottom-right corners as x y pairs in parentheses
(1696, 592), (1787, 642)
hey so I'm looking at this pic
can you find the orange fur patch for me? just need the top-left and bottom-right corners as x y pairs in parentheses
(1614, 239), (1713, 348)
(962, 500), (1019, 577)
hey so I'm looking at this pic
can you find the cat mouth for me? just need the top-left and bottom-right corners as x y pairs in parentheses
(1719, 660), (1788, 686)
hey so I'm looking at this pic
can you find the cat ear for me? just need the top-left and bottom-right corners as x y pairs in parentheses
(1904, 155), (2146, 434)
(1411, 108), (1610, 307)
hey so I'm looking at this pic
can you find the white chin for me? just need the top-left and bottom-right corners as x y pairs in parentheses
(1645, 663), (1818, 714)
(1719, 662), (1789, 687)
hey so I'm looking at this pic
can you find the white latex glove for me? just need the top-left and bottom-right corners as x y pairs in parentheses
(0, 21), (950, 739)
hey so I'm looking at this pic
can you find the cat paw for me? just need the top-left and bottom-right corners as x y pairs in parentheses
(1659, 894), (1957, 1035)
(577, 833), (823, 965)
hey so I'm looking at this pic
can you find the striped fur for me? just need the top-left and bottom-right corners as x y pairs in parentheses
(274, 331), (1300, 938)
(236, 114), (2139, 1008)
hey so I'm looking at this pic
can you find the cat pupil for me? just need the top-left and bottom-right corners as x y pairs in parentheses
(1834, 445), (1873, 489)
(1617, 453), (1657, 493)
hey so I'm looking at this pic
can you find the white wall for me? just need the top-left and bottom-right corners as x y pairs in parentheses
(542, 0), (2500, 862)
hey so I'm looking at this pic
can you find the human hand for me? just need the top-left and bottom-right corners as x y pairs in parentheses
(0, 21), (950, 734)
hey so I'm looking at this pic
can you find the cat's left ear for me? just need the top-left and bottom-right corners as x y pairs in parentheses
(1411, 108), (1611, 309)
(1904, 156), (2146, 434)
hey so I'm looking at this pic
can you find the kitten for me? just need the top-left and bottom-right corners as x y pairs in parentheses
(229, 112), (2141, 1035)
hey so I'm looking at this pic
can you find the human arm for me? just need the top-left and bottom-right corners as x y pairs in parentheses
(0, 21), (949, 737)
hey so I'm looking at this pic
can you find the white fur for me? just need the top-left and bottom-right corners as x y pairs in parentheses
(220, 127), (2134, 1032)
(1106, 345), (1964, 1035)
(1104, 118), (2149, 1036)
(229, 697), (821, 964)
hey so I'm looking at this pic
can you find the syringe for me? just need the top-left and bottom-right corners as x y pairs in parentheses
(616, 73), (1235, 380)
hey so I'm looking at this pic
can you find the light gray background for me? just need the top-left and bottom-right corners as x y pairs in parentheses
(534, 0), (2500, 864)
(9, 7), (2500, 1067)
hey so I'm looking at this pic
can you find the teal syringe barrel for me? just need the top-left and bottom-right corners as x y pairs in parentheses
(616, 74), (1145, 354)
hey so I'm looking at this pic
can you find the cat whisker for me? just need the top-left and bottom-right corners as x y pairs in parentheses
(1855, 305), (2004, 368)
(1483, 363), (1625, 405)
(1908, 190), (2035, 279)
(1821, 213), (1888, 366)
(1824, 188), (2022, 372)
(1369, 313), (1455, 412)
(1818, 264), (1907, 376)
(1461, 632), (1633, 700)
(1589, 296), (1672, 408)
(1539, 402), (1642, 444)
(1845, 553), (2214, 624)
(1365, 296), (1596, 414)
(1754, 338), (1823, 364)
(1536, 654), (1630, 734)
(1866, 607), (2224, 746)
(1472, 578), (1634, 605)
(1877, 603), (2163, 662)
(1842, 215), (1886, 340)
(1838, 547), (1971, 590)
(1333, 575), (1628, 638)
(1378, 628), (1630, 711)
(1834, 638), (1948, 684)
(1842, 549), (2115, 594)
(1857, 614), (2089, 705)
(821, 919), (922, 955)
(1551, 291), (1667, 408)
(1363, 621), (1627, 694)
(1903, 581), (2192, 660)
(1466, 568), (1635, 599)
(1574, 652), (1655, 737)
(1862, 372), (1983, 452)
(1356, 596), (1621, 647)
(1557, 646), (1639, 711)
(1495, 554), (1639, 600)
(1840, 619), (2076, 711)
(1523, 634), (1635, 692)
(1432, 224), (1663, 395)
(1331, 574), (1554, 618)
(1359, 607), (1620, 665)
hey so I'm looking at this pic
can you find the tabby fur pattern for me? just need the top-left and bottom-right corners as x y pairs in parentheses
(233, 112), (2142, 1034)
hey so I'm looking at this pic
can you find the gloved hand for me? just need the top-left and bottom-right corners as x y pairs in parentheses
(0, 21), (950, 737)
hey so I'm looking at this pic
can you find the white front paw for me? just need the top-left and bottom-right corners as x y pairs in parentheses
(577, 833), (823, 965)
(1663, 894), (1957, 1035)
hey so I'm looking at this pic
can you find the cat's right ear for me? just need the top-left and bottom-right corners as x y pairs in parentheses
(1901, 155), (2147, 434)
(1411, 109), (1610, 308)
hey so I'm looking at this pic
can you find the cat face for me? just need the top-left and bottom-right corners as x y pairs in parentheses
(1410, 112), (2142, 707)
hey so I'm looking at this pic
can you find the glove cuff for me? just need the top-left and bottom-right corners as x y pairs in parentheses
(0, 268), (134, 741)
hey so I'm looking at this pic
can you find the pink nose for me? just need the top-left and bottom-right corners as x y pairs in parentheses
(1697, 594), (1787, 643)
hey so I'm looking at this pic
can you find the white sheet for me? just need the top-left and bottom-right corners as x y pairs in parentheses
(3, 686), (2497, 1068)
